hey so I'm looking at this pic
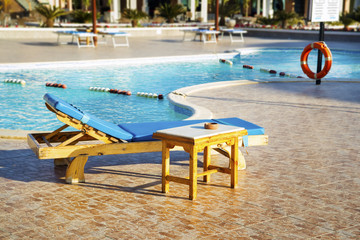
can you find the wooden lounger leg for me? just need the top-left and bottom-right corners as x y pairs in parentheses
(54, 158), (70, 166)
(65, 154), (89, 184)
(214, 146), (247, 170)
(238, 150), (246, 170)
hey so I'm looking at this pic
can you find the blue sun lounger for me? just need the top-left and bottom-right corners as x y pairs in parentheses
(182, 29), (220, 43)
(55, 30), (97, 48)
(220, 29), (247, 43)
(28, 93), (268, 184)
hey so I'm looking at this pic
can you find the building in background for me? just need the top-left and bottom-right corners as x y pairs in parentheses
(2, 0), (359, 23)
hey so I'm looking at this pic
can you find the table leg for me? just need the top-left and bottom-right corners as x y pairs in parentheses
(162, 142), (170, 193)
(189, 147), (198, 200)
(203, 146), (211, 183)
(77, 37), (81, 48)
(230, 137), (239, 188)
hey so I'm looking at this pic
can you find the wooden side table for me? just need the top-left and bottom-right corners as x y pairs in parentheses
(153, 123), (247, 200)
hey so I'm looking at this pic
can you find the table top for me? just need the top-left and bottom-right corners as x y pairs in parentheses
(98, 31), (130, 36)
(153, 123), (244, 140)
(220, 29), (247, 33)
(75, 32), (97, 37)
(182, 29), (220, 34)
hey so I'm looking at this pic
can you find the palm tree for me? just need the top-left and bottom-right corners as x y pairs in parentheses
(0, 0), (11, 12)
(36, 4), (67, 27)
(71, 10), (93, 23)
(243, 0), (250, 17)
(122, 8), (148, 27)
(274, 10), (298, 28)
(350, 6), (360, 22)
(210, 0), (241, 26)
(82, 0), (90, 11)
(156, 3), (186, 23)
(339, 13), (355, 31)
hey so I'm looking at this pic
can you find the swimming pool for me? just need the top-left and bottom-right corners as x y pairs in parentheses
(1, 48), (359, 131)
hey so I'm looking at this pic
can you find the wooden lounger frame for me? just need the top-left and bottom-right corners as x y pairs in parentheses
(28, 103), (268, 184)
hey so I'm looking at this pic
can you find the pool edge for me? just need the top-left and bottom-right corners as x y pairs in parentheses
(168, 78), (360, 121)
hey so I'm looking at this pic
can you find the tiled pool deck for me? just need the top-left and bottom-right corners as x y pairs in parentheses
(0, 35), (359, 239)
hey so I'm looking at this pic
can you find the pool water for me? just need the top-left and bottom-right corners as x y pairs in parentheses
(1, 48), (359, 131)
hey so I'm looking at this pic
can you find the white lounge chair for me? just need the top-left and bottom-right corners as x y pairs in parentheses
(98, 30), (130, 47)
(182, 29), (220, 44)
(220, 29), (247, 43)
(74, 32), (97, 48)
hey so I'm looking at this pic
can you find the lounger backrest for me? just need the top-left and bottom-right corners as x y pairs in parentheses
(44, 93), (134, 141)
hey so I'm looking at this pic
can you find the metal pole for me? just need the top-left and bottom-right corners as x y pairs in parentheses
(316, 22), (324, 85)
(215, 0), (219, 31)
(92, 0), (97, 46)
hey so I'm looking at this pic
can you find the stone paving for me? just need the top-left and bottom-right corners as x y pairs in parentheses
(1, 80), (359, 239)
(0, 35), (360, 239)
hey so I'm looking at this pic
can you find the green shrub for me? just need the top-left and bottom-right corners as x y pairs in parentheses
(256, 16), (279, 26)
(122, 9), (148, 27)
(156, 3), (186, 23)
(274, 10), (298, 28)
(339, 13), (355, 30)
(71, 10), (93, 23)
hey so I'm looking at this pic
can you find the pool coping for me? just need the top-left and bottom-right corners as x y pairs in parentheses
(0, 52), (239, 70)
(168, 77), (360, 120)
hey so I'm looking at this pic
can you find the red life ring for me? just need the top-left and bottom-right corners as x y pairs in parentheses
(300, 41), (332, 79)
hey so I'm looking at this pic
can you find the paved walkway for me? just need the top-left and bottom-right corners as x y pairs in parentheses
(1, 35), (360, 64)
(0, 35), (359, 239)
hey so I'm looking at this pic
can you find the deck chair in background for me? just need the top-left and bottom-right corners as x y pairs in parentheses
(98, 30), (130, 47)
(55, 30), (97, 48)
(28, 93), (268, 184)
(182, 29), (221, 43)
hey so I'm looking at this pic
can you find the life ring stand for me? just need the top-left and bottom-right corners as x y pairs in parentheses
(300, 41), (332, 79)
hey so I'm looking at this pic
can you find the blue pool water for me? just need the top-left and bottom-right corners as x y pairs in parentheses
(1, 48), (359, 131)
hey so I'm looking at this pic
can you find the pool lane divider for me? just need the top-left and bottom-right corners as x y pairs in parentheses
(242, 65), (304, 78)
(90, 87), (110, 92)
(219, 59), (233, 65)
(89, 87), (132, 95)
(260, 68), (277, 74)
(243, 65), (254, 69)
(45, 82), (67, 88)
(137, 92), (164, 99)
(109, 89), (132, 95)
(3, 79), (26, 85)
(88, 87), (164, 99)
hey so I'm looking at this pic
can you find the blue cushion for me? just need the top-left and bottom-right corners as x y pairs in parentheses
(44, 93), (134, 141)
(119, 119), (213, 142)
(105, 32), (128, 35)
(213, 118), (264, 136)
(119, 118), (264, 142)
